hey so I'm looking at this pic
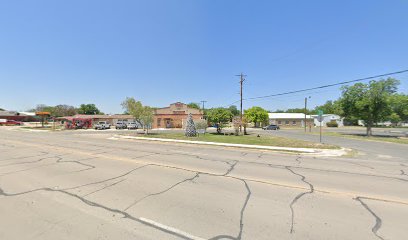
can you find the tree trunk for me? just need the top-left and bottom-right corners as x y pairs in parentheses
(366, 124), (372, 137)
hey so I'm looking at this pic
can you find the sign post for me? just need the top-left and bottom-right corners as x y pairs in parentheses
(317, 110), (324, 143)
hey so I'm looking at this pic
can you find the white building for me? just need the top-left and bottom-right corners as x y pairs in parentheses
(268, 113), (313, 128)
(312, 114), (344, 127)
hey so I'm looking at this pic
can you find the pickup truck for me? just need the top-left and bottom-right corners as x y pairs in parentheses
(94, 121), (110, 130)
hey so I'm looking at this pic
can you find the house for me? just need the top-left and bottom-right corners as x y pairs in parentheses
(268, 113), (313, 128)
(312, 114), (344, 127)
(153, 102), (203, 128)
(0, 111), (38, 122)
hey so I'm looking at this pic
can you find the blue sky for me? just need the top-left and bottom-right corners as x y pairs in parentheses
(1, 0), (407, 113)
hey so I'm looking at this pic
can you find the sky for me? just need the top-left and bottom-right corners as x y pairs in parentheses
(0, 0), (407, 114)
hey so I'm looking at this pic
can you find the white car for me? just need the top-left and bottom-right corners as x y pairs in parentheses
(127, 122), (138, 130)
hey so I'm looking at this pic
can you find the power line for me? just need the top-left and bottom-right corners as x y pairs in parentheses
(224, 69), (408, 106)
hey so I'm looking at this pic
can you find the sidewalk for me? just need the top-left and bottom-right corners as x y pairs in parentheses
(114, 135), (348, 156)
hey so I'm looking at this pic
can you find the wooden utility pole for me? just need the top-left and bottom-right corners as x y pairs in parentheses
(200, 100), (207, 119)
(304, 96), (311, 132)
(304, 97), (307, 132)
(236, 73), (246, 132)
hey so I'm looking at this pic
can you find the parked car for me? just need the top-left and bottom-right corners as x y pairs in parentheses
(115, 121), (127, 129)
(262, 124), (280, 130)
(0, 120), (23, 126)
(127, 122), (138, 130)
(94, 121), (110, 130)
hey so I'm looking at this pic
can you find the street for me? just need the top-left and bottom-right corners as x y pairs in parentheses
(1, 128), (408, 240)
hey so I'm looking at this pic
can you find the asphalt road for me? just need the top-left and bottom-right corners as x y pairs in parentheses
(1, 128), (408, 240)
(253, 128), (408, 161)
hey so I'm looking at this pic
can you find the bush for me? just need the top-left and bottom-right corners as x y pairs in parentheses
(326, 122), (338, 127)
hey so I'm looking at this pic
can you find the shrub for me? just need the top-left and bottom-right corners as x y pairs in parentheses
(326, 122), (338, 127)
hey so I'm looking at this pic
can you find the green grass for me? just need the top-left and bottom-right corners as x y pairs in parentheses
(309, 131), (408, 144)
(128, 132), (339, 149)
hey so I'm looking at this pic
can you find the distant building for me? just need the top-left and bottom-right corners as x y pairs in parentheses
(312, 114), (344, 127)
(0, 111), (38, 122)
(268, 113), (313, 128)
(153, 102), (203, 128)
(57, 114), (135, 128)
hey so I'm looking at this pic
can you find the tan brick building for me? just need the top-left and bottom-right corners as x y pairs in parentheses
(153, 102), (203, 128)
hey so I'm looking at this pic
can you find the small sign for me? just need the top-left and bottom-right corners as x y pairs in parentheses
(317, 115), (323, 122)
(317, 110), (324, 116)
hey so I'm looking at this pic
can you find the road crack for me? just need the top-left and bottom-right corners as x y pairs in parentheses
(223, 161), (238, 176)
(124, 173), (200, 211)
(285, 166), (314, 234)
(0, 187), (197, 240)
(354, 197), (384, 240)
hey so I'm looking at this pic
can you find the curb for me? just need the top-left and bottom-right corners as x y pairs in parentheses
(114, 135), (347, 156)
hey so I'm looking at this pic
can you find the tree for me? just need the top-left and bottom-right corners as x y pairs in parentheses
(121, 97), (143, 120)
(77, 104), (101, 115)
(389, 93), (408, 124)
(228, 105), (240, 116)
(187, 102), (200, 109)
(140, 106), (154, 134)
(33, 104), (54, 113)
(0, 108), (4, 111)
(313, 100), (343, 115)
(339, 78), (399, 136)
(185, 113), (197, 137)
(121, 97), (153, 134)
(52, 105), (77, 117)
(206, 108), (233, 133)
(244, 106), (269, 127)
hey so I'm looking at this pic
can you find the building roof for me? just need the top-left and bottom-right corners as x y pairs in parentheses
(268, 113), (311, 119)
(58, 114), (135, 120)
(0, 111), (19, 116)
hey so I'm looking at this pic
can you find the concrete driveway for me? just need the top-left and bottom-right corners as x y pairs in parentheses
(0, 128), (407, 239)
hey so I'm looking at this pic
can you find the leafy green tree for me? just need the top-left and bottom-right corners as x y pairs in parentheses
(187, 102), (200, 109)
(389, 93), (408, 124)
(77, 104), (101, 115)
(228, 105), (240, 116)
(313, 100), (343, 115)
(121, 97), (143, 120)
(140, 106), (154, 134)
(121, 97), (153, 134)
(206, 108), (233, 133)
(340, 78), (399, 136)
(244, 106), (269, 127)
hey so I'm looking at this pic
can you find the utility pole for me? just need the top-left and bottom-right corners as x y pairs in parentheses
(200, 100), (207, 119)
(304, 96), (311, 132)
(236, 73), (246, 132)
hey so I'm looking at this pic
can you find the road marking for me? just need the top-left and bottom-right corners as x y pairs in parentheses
(139, 217), (206, 240)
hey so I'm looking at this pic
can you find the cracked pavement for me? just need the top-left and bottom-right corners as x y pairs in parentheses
(0, 128), (408, 239)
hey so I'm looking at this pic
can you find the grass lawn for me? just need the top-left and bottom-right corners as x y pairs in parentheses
(127, 132), (339, 149)
(310, 131), (408, 145)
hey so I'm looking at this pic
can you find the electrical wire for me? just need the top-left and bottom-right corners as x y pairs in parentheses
(224, 69), (408, 107)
